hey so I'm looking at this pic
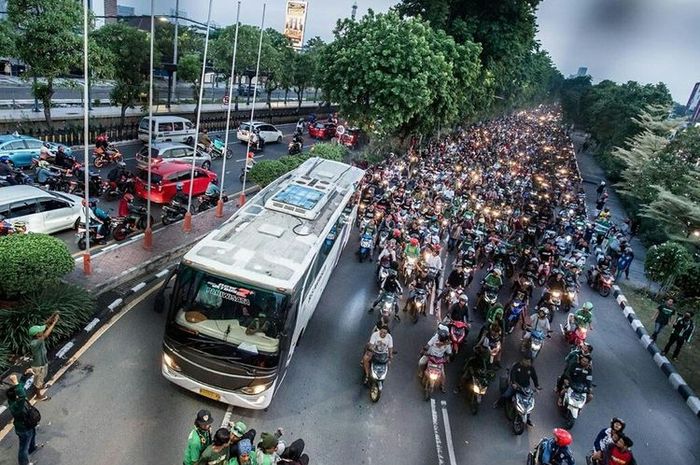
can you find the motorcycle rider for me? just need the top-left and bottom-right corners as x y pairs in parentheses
(418, 325), (452, 392)
(86, 200), (111, 239)
(521, 307), (552, 350)
(198, 128), (212, 151)
(482, 267), (503, 291)
(591, 434), (636, 465)
(494, 357), (541, 426)
(476, 323), (502, 367)
(295, 118), (305, 134)
(369, 271), (403, 320)
(537, 428), (575, 465)
(593, 417), (626, 455)
(376, 239), (398, 277)
(204, 178), (220, 200)
(573, 302), (594, 330)
(361, 326), (393, 385)
(425, 245), (443, 289)
(404, 236), (421, 261)
(590, 254), (612, 285)
(558, 353), (593, 405)
(437, 263), (466, 305)
(54, 145), (73, 169)
(0, 157), (16, 184)
(448, 294), (470, 323)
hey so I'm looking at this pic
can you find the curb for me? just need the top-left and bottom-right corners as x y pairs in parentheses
(611, 285), (700, 418)
(0, 266), (174, 434)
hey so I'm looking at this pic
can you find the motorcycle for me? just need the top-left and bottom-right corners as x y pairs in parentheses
(467, 370), (492, 415)
(161, 199), (191, 225)
(365, 348), (390, 402)
(545, 289), (562, 323)
(500, 381), (536, 435)
(524, 329), (546, 359)
(587, 267), (613, 297)
(562, 280), (578, 313)
(196, 192), (229, 213)
(358, 233), (373, 262)
(444, 317), (469, 355)
(210, 137), (233, 160)
(421, 355), (447, 400)
(504, 297), (527, 334)
(405, 287), (427, 323)
(561, 313), (589, 348)
(75, 221), (110, 250)
(111, 202), (153, 241)
(92, 146), (123, 168)
(559, 382), (589, 429)
(402, 255), (418, 284)
(288, 140), (302, 155)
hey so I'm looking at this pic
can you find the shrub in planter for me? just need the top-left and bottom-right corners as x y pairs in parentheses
(309, 142), (347, 161)
(0, 282), (95, 356)
(0, 234), (74, 298)
(249, 160), (291, 188)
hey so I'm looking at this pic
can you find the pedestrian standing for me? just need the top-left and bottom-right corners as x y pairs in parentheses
(650, 298), (675, 341)
(28, 312), (59, 401)
(596, 181), (606, 200)
(196, 428), (230, 465)
(183, 410), (213, 465)
(7, 369), (44, 465)
(662, 312), (695, 361)
(615, 249), (634, 281)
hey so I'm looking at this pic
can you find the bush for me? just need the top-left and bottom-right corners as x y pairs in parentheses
(309, 142), (347, 161)
(0, 282), (95, 356)
(0, 234), (75, 298)
(249, 160), (292, 188)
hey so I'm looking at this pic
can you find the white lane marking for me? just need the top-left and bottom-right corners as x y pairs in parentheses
(130, 282), (146, 293)
(56, 341), (74, 359)
(155, 268), (170, 278)
(84, 318), (100, 332)
(440, 400), (458, 465)
(430, 398), (446, 465)
(221, 404), (234, 428)
(107, 298), (123, 311)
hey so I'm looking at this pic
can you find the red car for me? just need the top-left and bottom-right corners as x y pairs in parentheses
(134, 162), (217, 204)
(338, 127), (361, 149)
(308, 122), (337, 140)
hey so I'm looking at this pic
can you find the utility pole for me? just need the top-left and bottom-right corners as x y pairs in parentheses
(171, 0), (179, 107)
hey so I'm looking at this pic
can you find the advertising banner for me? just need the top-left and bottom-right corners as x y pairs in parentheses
(284, 0), (308, 50)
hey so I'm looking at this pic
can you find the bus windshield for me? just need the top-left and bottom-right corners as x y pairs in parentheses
(172, 265), (289, 356)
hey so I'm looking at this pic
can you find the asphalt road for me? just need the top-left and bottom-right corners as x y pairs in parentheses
(1, 223), (698, 464)
(52, 122), (307, 255)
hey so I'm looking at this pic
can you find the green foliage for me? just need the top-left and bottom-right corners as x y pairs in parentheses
(309, 142), (347, 161)
(178, 53), (203, 115)
(0, 234), (74, 298)
(249, 159), (294, 188)
(155, 22), (202, 66)
(0, 283), (95, 356)
(644, 241), (692, 288)
(560, 76), (592, 124)
(321, 11), (484, 139)
(0, 19), (16, 57)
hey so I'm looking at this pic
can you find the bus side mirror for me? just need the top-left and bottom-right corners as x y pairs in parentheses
(153, 270), (177, 314)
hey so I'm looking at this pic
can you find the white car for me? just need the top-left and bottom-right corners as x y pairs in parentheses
(135, 142), (212, 170)
(236, 121), (284, 144)
(0, 185), (83, 234)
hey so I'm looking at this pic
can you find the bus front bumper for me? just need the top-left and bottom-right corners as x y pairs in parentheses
(162, 358), (275, 410)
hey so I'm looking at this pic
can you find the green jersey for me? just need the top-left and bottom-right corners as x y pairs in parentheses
(197, 445), (229, 465)
(574, 309), (592, 328)
(29, 338), (48, 367)
(183, 428), (212, 465)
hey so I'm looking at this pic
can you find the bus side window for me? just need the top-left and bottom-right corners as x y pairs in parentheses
(154, 269), (178, 314)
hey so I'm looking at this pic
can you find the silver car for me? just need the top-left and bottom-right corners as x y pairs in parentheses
(136, 142), (212, 170)
(0, 185), (84, 234)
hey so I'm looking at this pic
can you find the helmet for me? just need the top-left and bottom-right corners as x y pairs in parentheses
(493, 268), (502, 276)
(176, 182), (183, 191)
(410, 238), (419, 247)
(393, 228), (401, 238)
(459, 294), (468, 302)
(553, 428), (572, 447)
(467, 247), (475, 253)
(538, 307), (549, 315)
(582, 301), (593, 311)
(437, 325), (450, 342)
(433, 244), (442, 253)
(610, 417), (626, 432)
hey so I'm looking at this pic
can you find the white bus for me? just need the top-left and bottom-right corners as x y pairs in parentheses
(157, 157), (364, 409)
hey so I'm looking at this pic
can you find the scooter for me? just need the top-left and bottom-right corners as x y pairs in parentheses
(525, 329), (546, 359)
(445, 317), (469, 355)
(210, 137), (233, 160)
(505, 297), (527, 334)
(421, 355), (447, 400)
(561, 313), (589, 348)
(587, 267), (613, 297)
(161, 199), (191, 225)
(75, 221), (110, 250)
(377, 263), (391, 286)
(92, 146), (123, 168)
(288, 140), (302, 155)
(405, 287), (427, 323)
(468, 370), (492, 415)
(358, 233), (373, 263)
(402, 255), (418, 284)
(111, 202), (153, 241)
(500, 381), (536, 435)
(196, 192), (229, 213)
(365, 348), (390, 402)
(559, 382), (589, 429)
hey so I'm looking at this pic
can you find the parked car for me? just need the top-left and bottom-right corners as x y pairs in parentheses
(135, 142), (212, 170)
(308, 122), (337, 140)
(0, 185), (83, 234)
(138, 116), (197, 144)
(134, 162), (217, 204)
(236, 122), (284, 144)
(0, 134), (72, 168)
(338, 127), (361, 149)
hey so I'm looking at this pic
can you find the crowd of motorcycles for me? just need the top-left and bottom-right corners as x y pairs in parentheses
(0, 135), (228, 245)
(353, 108), (630, 464)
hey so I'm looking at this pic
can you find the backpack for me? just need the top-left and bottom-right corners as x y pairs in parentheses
(23, 400), (41, 428)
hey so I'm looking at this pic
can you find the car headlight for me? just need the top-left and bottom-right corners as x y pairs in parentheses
(163, 353), (181, 372)
(240, 384), (268, 395)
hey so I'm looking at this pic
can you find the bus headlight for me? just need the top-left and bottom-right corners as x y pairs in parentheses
(163, 353), (181, 372)
(241, 384), (268, 396)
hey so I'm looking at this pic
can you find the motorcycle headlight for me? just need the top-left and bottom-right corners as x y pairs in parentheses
(415, 301), (422, 307)
(429, 372), (439, 381)
(472, 384), (482, 394)
(568, 291), (577, 299)
(530, 341), (542, 351)
(552, 291), (561, 298)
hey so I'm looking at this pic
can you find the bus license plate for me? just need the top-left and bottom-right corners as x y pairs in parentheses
(199, 388), (220, 401)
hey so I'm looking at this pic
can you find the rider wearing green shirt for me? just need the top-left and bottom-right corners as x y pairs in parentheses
(404, 238), (421, 260)
(574, 302), (594, 330)
(483, 268), (503, 289)
(183, 410), (213, 465)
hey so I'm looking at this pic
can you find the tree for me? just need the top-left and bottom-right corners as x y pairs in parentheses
(155, 22), (203, 67)
(93, 23), (150, 128)
(177, 53), (203, 117)
(321, 11), (483, 139)
(8, 0), (83, 128)
(0, 19), (16, 58)
(644, 241), (693, 296)
(560, 76), (592, 125)
(291, 50), (316, 109)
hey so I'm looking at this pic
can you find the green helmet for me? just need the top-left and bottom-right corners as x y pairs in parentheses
(582, 301), (593, 310)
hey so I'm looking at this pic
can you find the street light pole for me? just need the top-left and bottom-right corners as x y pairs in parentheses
(216, 0), (241, 219)
(81, 0), (91, 274)
(240, 2), (266, 207)
(171, 0), (179, 107)
(144, 0), (155, 250)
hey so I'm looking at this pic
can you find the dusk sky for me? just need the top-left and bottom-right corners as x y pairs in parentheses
(123, 0), (699, 102)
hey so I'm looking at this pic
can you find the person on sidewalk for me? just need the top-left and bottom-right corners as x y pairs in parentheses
(28, 312), (59, 401)
(662, 312), (695, 361)
(7, 369), (44, 465)
(183, 409), (214, 465)
(650, 298), (675, 341)
(596, 181), (606, 200)
(615, 249), (634, 281)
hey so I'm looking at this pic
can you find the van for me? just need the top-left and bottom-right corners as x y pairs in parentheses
(138, 116), (197, 144)
(0, 185), (83, 234)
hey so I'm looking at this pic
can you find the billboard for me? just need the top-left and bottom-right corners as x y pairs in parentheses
(284, 0), (308, 50)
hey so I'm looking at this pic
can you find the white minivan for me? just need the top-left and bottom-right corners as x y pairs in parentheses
(0, 185), (84, 234)
(138, 116), (197, 144)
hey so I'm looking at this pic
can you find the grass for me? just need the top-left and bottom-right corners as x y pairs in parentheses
(619, 282), (699, 394)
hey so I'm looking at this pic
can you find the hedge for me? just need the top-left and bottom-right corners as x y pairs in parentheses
(0, 233), (75, 298)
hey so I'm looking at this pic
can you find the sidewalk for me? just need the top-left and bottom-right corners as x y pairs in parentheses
(0, 99), (322, 123)
(65, 187), (258, 294)
(572, 131), (651, 290)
